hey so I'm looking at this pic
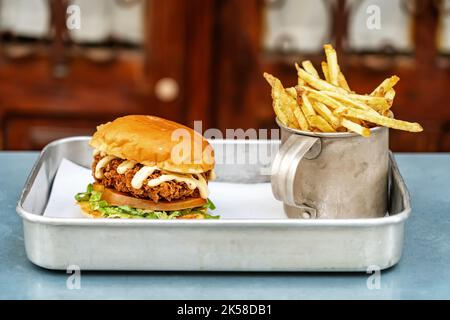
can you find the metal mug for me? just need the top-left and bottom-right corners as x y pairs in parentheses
(271, 119), (389, 219)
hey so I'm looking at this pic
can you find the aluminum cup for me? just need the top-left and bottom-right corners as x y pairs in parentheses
(271, 119), (389, 219)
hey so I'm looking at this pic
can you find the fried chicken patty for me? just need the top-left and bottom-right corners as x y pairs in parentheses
(92, 155), (205, 203)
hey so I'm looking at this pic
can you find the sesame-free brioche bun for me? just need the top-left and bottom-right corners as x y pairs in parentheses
(90, 115), (214, 174)
(78, 201), (102, 218)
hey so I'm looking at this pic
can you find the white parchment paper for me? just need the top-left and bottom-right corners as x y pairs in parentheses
(43, 159), (286, 219)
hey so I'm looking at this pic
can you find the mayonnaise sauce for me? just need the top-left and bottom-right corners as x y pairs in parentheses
(131, 166), (158, 189)
(117, 160), (136, 174)
(95, 155), (117, 179)
(194, 173), (209, 198)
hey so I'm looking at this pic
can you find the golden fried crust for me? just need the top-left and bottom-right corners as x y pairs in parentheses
(92, 156), (201, 202)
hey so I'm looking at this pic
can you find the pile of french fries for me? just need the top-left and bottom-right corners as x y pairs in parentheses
(263, 44), (423, 137)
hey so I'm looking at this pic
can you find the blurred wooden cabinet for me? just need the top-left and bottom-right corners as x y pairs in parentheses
(5, 117), (102, 149)
(1, 0), (450, 151)
(0, 0), (209, 150)
(212, 0), (450, 152)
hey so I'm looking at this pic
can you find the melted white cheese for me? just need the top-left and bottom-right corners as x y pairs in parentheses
(131, 166), (158, 189)
(94, 156), (117, 179)
(194, 173), (209, 198)
(117, 160), (136, 174)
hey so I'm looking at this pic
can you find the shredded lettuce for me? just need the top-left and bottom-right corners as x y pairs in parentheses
(204, 198), (216, 210)
(75, 184), (219, 219)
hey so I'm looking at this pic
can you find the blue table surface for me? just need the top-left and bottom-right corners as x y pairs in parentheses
(0, 152), (449, 300)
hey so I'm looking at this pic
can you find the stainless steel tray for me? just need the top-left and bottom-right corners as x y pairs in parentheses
(16, 137), (411, 271)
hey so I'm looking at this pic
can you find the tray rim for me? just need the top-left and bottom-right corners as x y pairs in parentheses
(16, 136), (411, 228)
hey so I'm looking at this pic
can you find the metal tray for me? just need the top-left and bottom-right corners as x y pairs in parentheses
(16, 137), (411, 271)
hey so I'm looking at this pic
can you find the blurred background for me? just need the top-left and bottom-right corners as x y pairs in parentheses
(0, 0), (449, 151)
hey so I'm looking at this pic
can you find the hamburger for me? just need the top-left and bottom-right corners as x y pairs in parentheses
(75, 115), (218, 219)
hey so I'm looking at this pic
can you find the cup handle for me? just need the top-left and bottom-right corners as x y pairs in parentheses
(271, 134), (320, 214)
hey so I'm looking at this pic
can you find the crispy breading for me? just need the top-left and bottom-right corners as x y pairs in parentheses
(92, 155), (204, 203)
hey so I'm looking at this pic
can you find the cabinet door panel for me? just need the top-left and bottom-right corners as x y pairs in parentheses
(4, 117), (105, 150)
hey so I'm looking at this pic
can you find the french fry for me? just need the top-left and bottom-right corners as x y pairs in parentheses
(307, 115), (336, 133)
(348, 94), (390, 111)
(285, 87), (297, 99)
(297, 67), (347, 94)
(385, 88), (395, 99)
(294, 63), (306, 86)
(338, 71), (351, 91)
(344, 108), (423, 132)
(384, 88), (395, 107)
(311, 101), (340, 128)
(384, 110), (394, 118)
(346, 116), (364, 126)
(333, 106), (348, 115)
(302, 60), (320, 78)
(295, 89), (316, 125)
(341, 119), (371, 137)
(296, 91), (316, 125)
(294, 106), (309, 131)
(264, 45), (421, 137)
(319, 90), (379, 114)
(371, 76), (400, 97)
(321, 61), (330, 82)
(324, 44), (339, 86)
(300, 87), (348, 111)
(263, 72), (299, 128)
(300, 93), (316, 117)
